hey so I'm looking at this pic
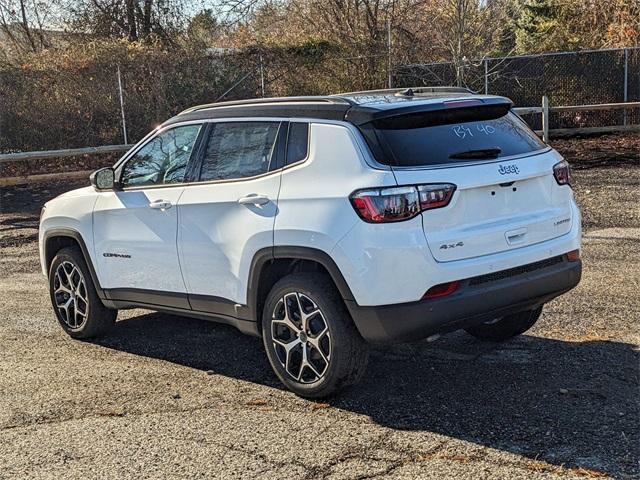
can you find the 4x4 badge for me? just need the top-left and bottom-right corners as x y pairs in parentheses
(498, 164), (520, 175)
(439, 241), (464, 250)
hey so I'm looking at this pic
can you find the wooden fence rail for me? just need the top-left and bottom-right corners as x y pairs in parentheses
(515, 98), (640, 142)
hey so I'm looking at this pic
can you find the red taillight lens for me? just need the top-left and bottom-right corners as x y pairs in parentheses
(566, 249), (580, 262)
(350, 186), (420, 223)
(423, 280), (460, 299)
(350, 184), (455, 223)
(417, 184), (457, 210)
(553, 160), (572, 186)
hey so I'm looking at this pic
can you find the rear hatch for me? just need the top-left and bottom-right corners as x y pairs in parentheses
(360, 98), (574, 262)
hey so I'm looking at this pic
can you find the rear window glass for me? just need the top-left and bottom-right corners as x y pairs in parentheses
(368, 112), (545, 167)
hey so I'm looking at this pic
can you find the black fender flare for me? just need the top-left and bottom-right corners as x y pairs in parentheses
(246, 246), (356, 321)
(42, 228), (105, 299)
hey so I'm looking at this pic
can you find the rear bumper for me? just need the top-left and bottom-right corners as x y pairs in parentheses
(345, 256), (581, 344)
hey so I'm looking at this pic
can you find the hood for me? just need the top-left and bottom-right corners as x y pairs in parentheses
(45, 186), (95, 207)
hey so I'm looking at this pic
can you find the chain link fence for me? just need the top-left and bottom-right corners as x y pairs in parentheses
(394, 47), (640, 130)
(0, 43), (389, 153)
(1, 45), (638, 154)
(0, 46), (260, 153)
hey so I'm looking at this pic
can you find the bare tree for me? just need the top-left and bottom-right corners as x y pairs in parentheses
(0, 0), (54, 56)
(413, 0), (509, 86)
(64, 0), (188, 42)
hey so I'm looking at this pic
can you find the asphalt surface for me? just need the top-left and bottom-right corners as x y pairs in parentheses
(0, 162), (638, 479)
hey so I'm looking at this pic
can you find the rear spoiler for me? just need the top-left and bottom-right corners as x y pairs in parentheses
(345, 97), (513, 128)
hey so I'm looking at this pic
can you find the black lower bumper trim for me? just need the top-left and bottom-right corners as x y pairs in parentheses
(346, 257), (582, 344)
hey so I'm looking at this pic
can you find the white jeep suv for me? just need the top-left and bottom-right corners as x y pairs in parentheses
(39, 87), (582, 397)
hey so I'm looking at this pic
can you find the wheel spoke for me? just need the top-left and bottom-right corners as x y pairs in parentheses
(58, 297), (73, 324)
(284, 292), (303, 330)
(298, 343), (322, 381)
(308, 335), (330, 364)
(300, 306), (320, 332)
(74, 304), (86, 328)
(76, 280), (88, 304)
(272, 317), (300, 335)
(63, 264), (74, 286)
(69, 267), (81, 290)
(76, 296), (88, 317)
(301, 359), (321, 380)
(273, 337), (301, 353)
(55, 283), (72, 295)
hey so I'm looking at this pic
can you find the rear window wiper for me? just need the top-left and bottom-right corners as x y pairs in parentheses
(449, 147), (502, 160)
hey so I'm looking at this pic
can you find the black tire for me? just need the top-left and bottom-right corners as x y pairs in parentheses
(49, 246), (117, 339)
(464, 306), (543, 342)
(261, 272), (369, 398)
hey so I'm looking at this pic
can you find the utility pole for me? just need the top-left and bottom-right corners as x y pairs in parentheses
(116, 65), (128, 145)
(259, 53), (265, 98)
(623, 48), (629, 125)
(387, 18), (392, 89)
(484, 58), (489, 94)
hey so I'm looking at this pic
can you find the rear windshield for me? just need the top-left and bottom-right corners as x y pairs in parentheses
(364, 111), (546, 167)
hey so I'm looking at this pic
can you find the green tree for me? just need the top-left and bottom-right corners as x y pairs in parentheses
(185, 9), (221, 48)
(514, 0), (559, 53)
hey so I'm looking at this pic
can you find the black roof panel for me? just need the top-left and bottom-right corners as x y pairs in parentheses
(162, 88), (512, 127)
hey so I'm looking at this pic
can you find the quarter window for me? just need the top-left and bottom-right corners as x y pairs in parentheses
(199, 122), (280, 181)
(286, 122), (309, 165)
(121, 124), (201, 187)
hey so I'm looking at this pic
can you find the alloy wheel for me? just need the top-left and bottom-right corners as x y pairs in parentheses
(271, 292), (332, 384)
(53, 261), (89, 329)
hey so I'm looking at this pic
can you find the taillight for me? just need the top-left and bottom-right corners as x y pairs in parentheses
(350, 184), (456, 223)
(553, 160), (572, 186)
(423, 280), (460, 299)
(418, 184), (457, 210)
(566, 249), (580, 262)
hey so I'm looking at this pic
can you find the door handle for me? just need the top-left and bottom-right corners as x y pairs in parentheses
(238, 194), (270, 206)
(149, 199), (172, 210)
(505, 227), (527, 244)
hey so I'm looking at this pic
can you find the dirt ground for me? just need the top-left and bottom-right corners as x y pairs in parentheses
(0, 141), (638, 479)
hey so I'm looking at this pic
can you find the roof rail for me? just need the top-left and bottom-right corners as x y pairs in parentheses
(180, 95), (355, 115)
(334, 86), (474, 97)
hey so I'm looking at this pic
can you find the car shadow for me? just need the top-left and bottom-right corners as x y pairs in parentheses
(96, 311), (638, 477)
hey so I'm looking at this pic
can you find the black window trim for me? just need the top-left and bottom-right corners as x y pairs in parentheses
(113, 117), (317, 190)
(115, 121), (207, 191)
(190, 119), (286, 184)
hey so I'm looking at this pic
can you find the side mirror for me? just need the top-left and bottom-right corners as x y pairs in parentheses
(90, 167), (116, 191)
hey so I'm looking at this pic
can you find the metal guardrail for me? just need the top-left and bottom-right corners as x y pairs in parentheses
(0, 99), (639, 164)
(0, 144), (132, 164)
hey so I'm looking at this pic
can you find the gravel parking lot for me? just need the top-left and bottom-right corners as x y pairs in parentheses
(0, 151), (638, 479)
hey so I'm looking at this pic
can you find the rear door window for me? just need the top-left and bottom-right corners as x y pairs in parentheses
(367, 112), (545, 167)
(199, 122), (280, 181)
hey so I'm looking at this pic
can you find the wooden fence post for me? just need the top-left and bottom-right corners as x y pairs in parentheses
(542, 95), (550, 142)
